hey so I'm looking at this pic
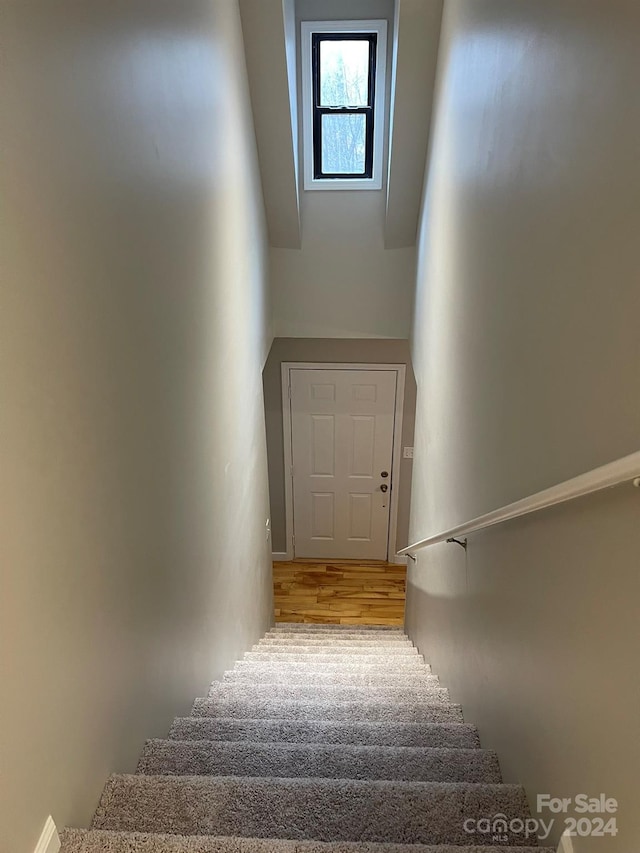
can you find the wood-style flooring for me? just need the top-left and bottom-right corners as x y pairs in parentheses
(273, 560), (406, 626)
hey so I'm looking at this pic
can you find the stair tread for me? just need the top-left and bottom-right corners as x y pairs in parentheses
(242, 654), (427, 666)
(245, 649), (423, 658)
(233, 661), (432, 672)
(207, 683), (449, 702)
(273, 623), (404, 630)
(222, 671), (439, 686)
(190, 697), (462, 724)
(262, 636), (414, 643)
(168, 718), (480, 749)
(91, 775), (532, 845)
(62, 829), (554, 853)
(137, 739), (500, 783)
(254, 644), (419, 655)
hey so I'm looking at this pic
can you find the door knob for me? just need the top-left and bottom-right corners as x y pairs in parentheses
(380, 484), (388, 493)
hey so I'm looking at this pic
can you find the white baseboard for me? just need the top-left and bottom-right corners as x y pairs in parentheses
(271, 551), (290, 561)
(557, 830), (575, 853)
(34, 817), (60, 853)
(392, 554), (408, 565)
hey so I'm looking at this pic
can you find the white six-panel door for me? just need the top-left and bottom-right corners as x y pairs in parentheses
(289, 368), (397, 560)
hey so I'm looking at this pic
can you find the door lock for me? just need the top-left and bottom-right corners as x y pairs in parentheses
(381, 471), (389, 478)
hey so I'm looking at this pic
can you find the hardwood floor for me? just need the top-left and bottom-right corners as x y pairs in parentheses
(273, 560), (406, 626)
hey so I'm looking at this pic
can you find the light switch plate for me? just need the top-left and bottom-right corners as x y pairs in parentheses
(403, 446), (414, 459)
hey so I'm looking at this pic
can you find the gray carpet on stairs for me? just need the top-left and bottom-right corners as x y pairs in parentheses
(243, 652), (426, 665)
(62, 829), (553, 853)
(91, 775), (532, 845)
(206, 682), (449, 703)
(268, 624), (404, 630)
(260, 635), (413, 645)
(232, 659), (432, 674)
(60, 625), (548, 853)
(272, 623), (404, 631)
(168, 718), (480, 748)
(137, 740), (500, 783)
(190, 697), (461, 723)
(251, 644), (420, 655)
(222, 669), (439, 687)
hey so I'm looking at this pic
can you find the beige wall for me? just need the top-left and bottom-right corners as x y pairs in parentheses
(406, 2), (640, 851)
(263, 338), (416, 556)
(271, 192), (416, 338)
(239, 0), (301, 248)
(385, 0), (443, 249)
(271, 0), (416, 339)
(0, 3), (273, 852)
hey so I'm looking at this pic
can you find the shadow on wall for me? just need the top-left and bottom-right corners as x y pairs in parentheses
(1, 2), (273, 851)
(405, 484), (640, 853)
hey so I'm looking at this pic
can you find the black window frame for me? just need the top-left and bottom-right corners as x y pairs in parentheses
(311, 32), (377, 180)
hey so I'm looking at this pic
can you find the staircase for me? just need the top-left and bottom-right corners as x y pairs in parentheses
(60, 623), (553, 852)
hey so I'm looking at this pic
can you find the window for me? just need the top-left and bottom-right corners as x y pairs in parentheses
(312, 34), (376, 179)
(301, 20), (387, 190)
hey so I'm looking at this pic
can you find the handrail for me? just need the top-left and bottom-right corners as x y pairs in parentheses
(399, 449), (640, 557)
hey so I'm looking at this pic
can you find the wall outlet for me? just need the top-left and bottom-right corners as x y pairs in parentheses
(403, 446), (414, 459)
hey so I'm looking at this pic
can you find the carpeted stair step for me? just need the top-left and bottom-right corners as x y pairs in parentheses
(265, 634), (411, 642)
(258, 643), (416, 652)
(168, 718), (480, 749)
(61, 828), (555, 853)
(207, 682), (449, 703)
(232, 659), (432, 675)
(263, 634), (413, 645)
(91, 775), (535, 846)
(190, 696), (462, 723)
(243, 652), (426, 666)
(137, 739), (501, 783)
(252, 646), (419, 658)
(61, 623), (545, 852)
(248, 645), (419, 657)
(270, 625), (407, 629)
(273, 623), (404, 631)
(222, 669), (440, 687)
(258, 637), (416, 648)
(267, 625), (407, 632)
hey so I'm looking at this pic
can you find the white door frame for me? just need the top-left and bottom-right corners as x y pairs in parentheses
(280, 362), (406, 562)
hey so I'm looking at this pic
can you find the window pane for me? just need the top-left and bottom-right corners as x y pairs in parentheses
(320, 40), (370, 107)
(321, 113), (366, 174)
